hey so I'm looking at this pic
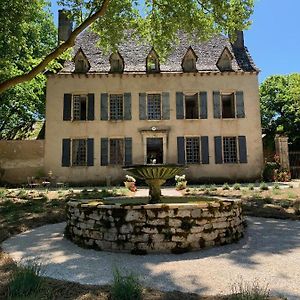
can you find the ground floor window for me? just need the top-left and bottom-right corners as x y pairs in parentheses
(110, 138), (124, 165)
(223, 137), (237, 163)
(186, 137), (200, 164)
(72, 139), (87, 166)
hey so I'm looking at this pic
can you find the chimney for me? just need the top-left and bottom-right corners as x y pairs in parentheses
(58, 10), (73, 43)
(230, 30), (244, 49)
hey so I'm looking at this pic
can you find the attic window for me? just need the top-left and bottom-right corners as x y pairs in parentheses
(110, 52), (124, 73)
(146, 49), (160, 73)
(217, 47), (233, 71)
(74, 49), (90, 73)
(182, 47), (197, 72)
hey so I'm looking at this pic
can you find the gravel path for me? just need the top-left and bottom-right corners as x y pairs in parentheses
(2, 217), (300, 299)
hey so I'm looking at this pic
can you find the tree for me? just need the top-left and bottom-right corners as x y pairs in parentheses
(0, 0), (56, 139)
(0, 0), (254, 94)
(260, 74), (300, 148)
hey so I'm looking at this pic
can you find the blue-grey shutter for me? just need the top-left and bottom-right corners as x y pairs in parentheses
(101, 93), (108, 120)
(213, 91), (221, 118)
(101, 138), (109, 166)
(176, 92), (184, 119)
(214, 136), (223, 164)
(87, 94), (95, 120)
(62, 139), (71, 167)
(139, 93), (147, 120)
(63, 94), (72, 121)
(124, 93), (132, 120)
(124, 137), (132, 166)
(238, 136), (248, 163)
(200, 92), (207, 119)
(201, 136), (209, 164)
(236, 91), (245, 118)
(162, 92), (170, 120)
(177, 137), (185, 164)
(87, 138), (94, 166)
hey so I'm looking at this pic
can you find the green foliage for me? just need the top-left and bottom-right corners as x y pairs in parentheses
(8, 262), (43, 299)
(233, 183), (241, 190)
(259, 182), (269, 191)
(260, 74), (300, 147)
(230, 277), (270, 300)
(248, 184), (255, 190)
(110, 267), (142, 300)
(222, 183), (230, 190)
(209, 184), (217, 191)
(273, 183), (280, 190)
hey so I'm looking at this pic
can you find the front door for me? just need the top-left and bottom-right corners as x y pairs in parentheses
(146, 138), (163, 164)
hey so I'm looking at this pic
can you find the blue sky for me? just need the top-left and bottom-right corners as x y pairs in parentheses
(50, 0), (300, 83)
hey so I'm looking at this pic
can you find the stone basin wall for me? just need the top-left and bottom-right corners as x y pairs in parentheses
(66, 199), (244, 254)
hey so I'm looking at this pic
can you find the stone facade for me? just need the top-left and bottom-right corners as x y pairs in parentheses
(66, 199), (244, 254)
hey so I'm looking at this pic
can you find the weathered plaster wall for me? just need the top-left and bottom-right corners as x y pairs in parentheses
(66, 199), (244, 254)
(45, 72), (263, 183)
(0, 140), (44, 184)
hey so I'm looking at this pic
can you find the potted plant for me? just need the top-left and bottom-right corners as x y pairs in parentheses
(175, 175), (187, 190)
(124, 175), (137, 192)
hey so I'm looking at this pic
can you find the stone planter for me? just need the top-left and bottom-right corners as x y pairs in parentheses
(176, 181), (187, 190)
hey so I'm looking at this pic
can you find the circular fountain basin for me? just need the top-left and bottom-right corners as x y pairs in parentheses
(66, 197), (244, 254)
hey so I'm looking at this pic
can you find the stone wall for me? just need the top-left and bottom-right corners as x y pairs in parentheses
(0, 140), (45, 184)
(66, 199), (244, 254)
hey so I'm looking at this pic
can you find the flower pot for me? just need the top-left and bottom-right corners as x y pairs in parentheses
(176, 181), (187, 190)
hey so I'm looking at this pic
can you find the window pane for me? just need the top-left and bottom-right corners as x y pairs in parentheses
(185, 94), (199, 119)
(110, 139), (124, 165)
(147, 94), (161, 120)
(72, 139), (87, 166)
(73, 95), (87, 120)
(186, 137), (200, 164)
(223, 137), (237, 163)
(110, 94), (123, 120)
(221, 93), (235, 118)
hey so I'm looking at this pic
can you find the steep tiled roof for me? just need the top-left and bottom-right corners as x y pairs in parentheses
(60, 30), (259, 73)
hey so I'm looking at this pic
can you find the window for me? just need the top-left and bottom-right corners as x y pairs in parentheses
(185, 94), (199, 119)
(223, 137), (237, 163)
(73, 95), (87, 120)
(146, 49), (160, 73)
(72, 139), (87, 166)
(182, 47), (197, 72)
(110, 52), (124, 73)
(74, 49), (90, 73)
(186, 137), (200, 164)
(147, 94), (161, 120)
(110, 139), (124, 165)
(110, 94), (123, 120)
(221, 93), (235, 118)
(217, 47), (233, 71)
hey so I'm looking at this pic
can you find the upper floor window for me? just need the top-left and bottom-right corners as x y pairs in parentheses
(109, 52), (124, 73)
(72, 139), (87, 166)
(147, 94), (161, 120)
(185, 93), (199, 119)
(109, 138), (124, 165)
(74, 48), (90, 73)
(146, 49), (160, 73)
(182, 47), (197, 72)
(217, 47), (233, 72)
(73, 95), (88, 120)
(221, 93), (235, 118)
(110, 94), (123, 120)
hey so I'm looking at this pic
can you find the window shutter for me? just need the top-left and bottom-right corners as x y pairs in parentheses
(124, 137), (132, 166)
(162, 92), (170, 120)
(238, 136), (248, 163)
(236, 91), (245, 118)
(176, 92), (184, 119)
(201, 136), (209, 164)
(139, 93), (147, 120)
(63, 94), (72, 121)
(213, 91), (221, 118)
(214, 136), (223, 164)
(177, 136), (185, 164)
(62, 138), (71, 167)
(124, 93), (132, 120)
(199, 92), (207, 119)
(101, 138), (109, 166)
(87, 138), (94, 166)
(87, 94), (95, 120)
(101, 93), (108, 120)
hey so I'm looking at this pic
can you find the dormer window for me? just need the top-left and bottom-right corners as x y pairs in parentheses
(182, 47), (197, 72)
(217, 47), (233, 71)
(109, 52), (124, 73)
(146, 49), (160, 73)
(74, 48), (90, 73)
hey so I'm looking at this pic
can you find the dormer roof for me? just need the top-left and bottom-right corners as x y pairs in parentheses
(73, 48), (90, 73)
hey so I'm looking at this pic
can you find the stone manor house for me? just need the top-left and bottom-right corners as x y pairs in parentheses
(43, 12), (263, 184)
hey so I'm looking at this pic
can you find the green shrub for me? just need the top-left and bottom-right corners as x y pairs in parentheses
(248, 184), (255, 190)
(260, 182), (269, 191)
(229, 278), (270, 300)
(262, 162), (278, 182)
(209, 184), (217, 191)
(8, 262), (43, 299)
(222, 183), (230, 190)
(288, 184), (294, 189)
(273, 183), (280, 190)
(110, 268), (142, 300)
(233, 183), (241, 190)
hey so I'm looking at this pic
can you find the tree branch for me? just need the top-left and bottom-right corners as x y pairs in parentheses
(0, 0), (110, 95)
